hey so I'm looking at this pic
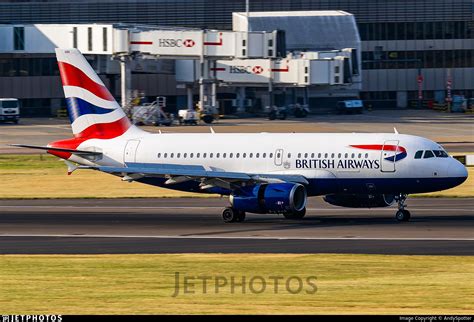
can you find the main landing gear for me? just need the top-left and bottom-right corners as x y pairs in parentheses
(394, 194), (411, 222)
(222, 207), (307, 223)
(283, 207), (307, 220)
(222, 207), (246, 223)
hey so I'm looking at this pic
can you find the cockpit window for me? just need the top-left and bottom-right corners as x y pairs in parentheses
(423, 150), (435, 159)
(414, 150), (423, 159)
(433, 150), (449, 158)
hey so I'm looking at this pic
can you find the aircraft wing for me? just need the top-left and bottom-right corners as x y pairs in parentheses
(97, 163), (308, 190)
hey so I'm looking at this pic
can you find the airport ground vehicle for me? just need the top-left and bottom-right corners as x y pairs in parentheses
(267, 106), (288, 120)
(178, 109), (199, 125)
(131, 97), (173, 126)
(268, 104), (310, 120)
(336, 100), (363, 114)
(0, 98), (20, 124)
(13, 49), (468, 223)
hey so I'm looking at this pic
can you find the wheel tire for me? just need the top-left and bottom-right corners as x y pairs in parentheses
(222, 207), (237, 223)
(269, 111), (276, 120)
(202, 115), (214, 124)
(283, 207), (306, 219)
(235, 211), (246, 223)
(300, 110), (308, 118)
(279, 112), (287, 120)
(396, 209), (411, 222)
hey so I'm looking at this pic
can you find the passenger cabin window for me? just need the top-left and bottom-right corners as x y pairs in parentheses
(423, 150), (435, 159)
(414, 150), (423, 159)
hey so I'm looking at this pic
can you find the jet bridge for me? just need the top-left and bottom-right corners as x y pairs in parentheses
(0, 23), (285, 110)
(0, 19), (358, 114)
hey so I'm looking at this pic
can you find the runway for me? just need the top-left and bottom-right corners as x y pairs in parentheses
(0, 197), (473, 255)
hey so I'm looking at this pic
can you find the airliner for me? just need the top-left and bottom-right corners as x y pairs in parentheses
(13, 49), (468, 223)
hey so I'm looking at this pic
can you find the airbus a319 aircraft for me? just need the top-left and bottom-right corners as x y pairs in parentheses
(13, 49), (468, 223)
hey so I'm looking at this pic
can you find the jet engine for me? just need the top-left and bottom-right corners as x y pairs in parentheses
(230, 183), (307, 214)
(323, 194), (395, 208)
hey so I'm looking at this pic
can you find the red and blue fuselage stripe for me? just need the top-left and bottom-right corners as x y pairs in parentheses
(350, 144), (407, 162)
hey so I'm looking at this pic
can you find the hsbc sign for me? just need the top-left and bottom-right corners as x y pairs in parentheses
(252, 66), (264, 74)
(183, 39), (195, 47)
(158, 38), (195, 48)
(230, 65), (264, 74)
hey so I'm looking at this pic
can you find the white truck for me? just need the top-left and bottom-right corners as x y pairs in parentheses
(0, 98), (20, 124)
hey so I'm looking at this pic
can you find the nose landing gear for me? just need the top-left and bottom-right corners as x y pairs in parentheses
(394, 194), (411, 222)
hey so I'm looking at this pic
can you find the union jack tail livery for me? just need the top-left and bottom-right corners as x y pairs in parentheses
(56, 48), (133, 139)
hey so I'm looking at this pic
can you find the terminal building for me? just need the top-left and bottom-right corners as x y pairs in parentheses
(0, 0), (473, 116)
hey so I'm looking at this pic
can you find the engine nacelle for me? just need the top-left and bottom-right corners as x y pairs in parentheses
(323, 194), (395, 208)
(230, 183), (307, 214)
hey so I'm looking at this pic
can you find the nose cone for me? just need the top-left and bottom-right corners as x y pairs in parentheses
(448, 161), (468, 186)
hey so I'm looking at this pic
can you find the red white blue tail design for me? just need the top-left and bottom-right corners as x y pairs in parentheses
(56, 48), (132, 139)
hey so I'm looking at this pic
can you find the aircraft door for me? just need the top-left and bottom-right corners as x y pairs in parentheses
(274, 149), (284, 166)
(380, 140), (398, 172)
(124, 139), (140, 164)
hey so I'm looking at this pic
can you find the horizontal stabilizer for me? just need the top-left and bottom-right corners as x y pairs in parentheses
(9, 144), (102, 156)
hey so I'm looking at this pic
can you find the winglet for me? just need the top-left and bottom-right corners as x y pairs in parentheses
(394, 127), (399, 134)
(210, 127), (215, 134)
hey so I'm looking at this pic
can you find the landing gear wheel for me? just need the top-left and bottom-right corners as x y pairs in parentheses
(222, 207), (236, 223)
(394, 193), (411, 222)
(235, 211), (246, 222)
(283, 207), (306, 219)
(396, 209), (411, 222)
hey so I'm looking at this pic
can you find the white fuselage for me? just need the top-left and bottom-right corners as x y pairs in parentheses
(75, 131), (468, 196)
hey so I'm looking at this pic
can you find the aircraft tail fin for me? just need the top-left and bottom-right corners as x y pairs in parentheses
(55, 48), (136, 139)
